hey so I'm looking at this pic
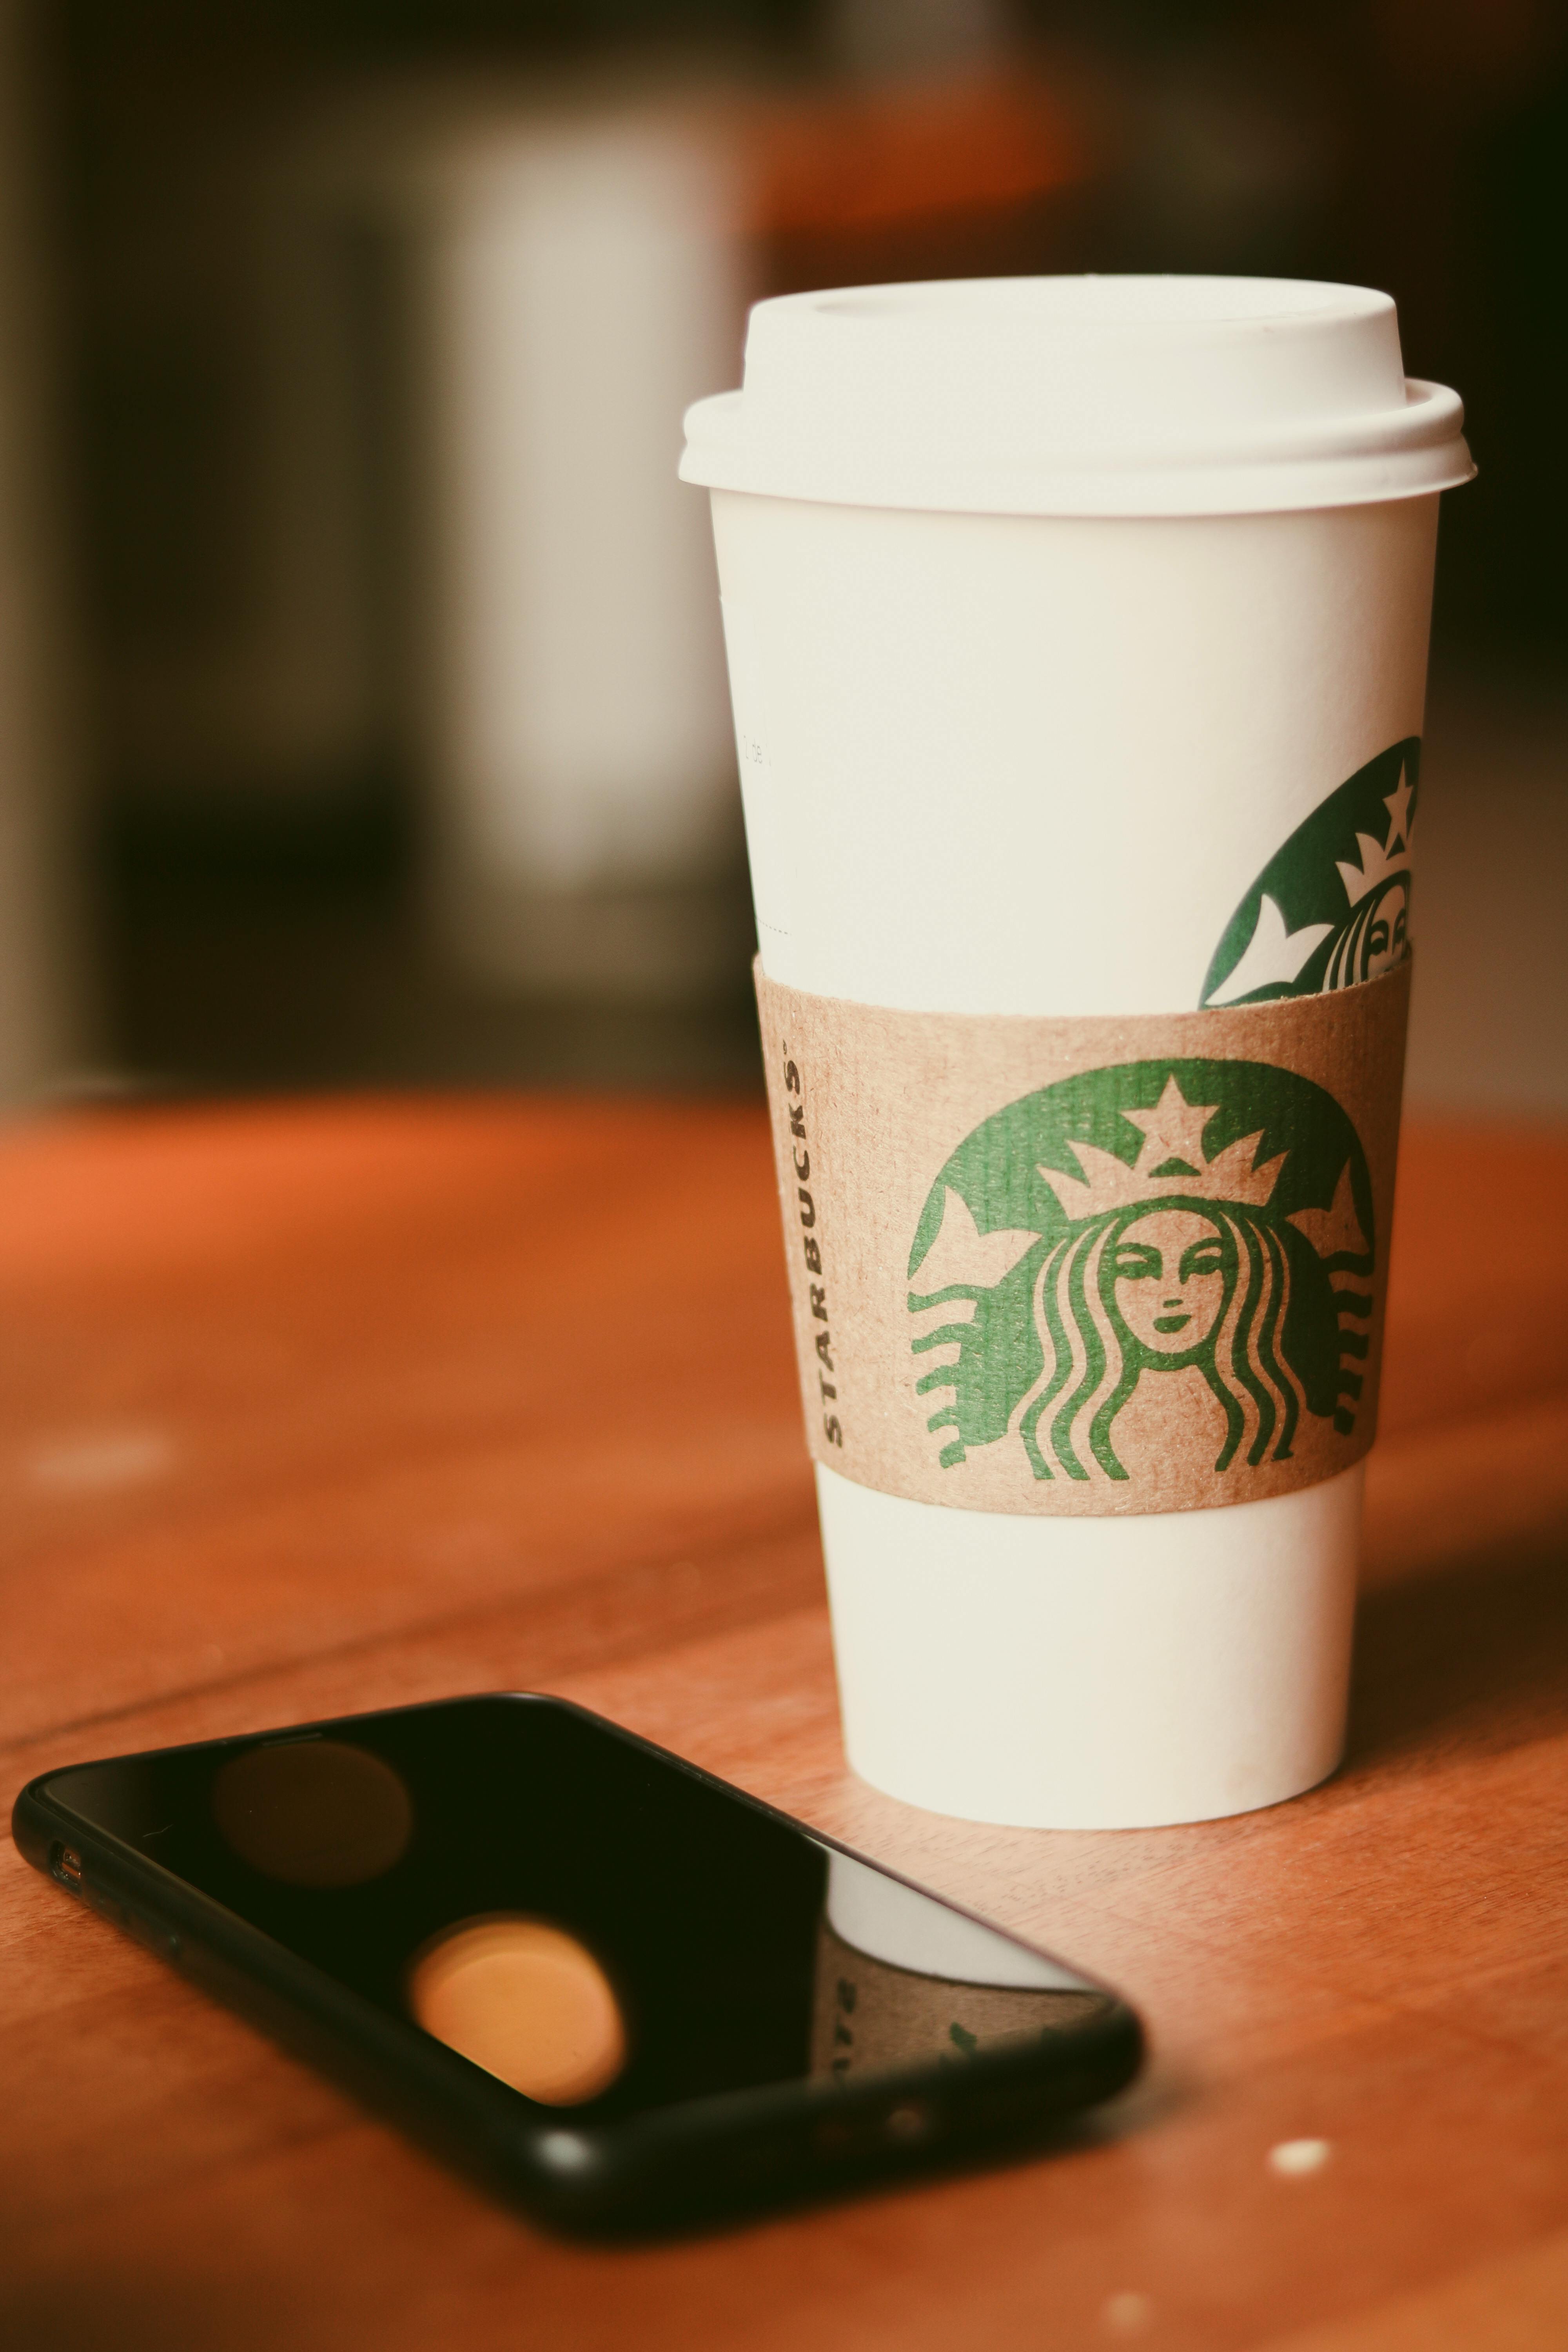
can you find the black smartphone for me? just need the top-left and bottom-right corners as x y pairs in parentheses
(13, 1693), (1142, 2232)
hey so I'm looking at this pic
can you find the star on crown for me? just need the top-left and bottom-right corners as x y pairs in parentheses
(1038, 1076), (1285, 1220)
(1337, 765), (1416, 907)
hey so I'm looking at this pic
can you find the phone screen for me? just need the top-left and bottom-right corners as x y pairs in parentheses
(41, 1696), (1110, 2122)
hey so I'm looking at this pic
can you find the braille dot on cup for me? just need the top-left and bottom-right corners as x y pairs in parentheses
(1102, 2290), (1153, 2334)
(1269, 2137), (1332, 2176)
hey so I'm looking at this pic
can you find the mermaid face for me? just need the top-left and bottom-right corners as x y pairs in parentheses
(1363, 881), (1408, 979)
(1111, 1208), (1227, 1356)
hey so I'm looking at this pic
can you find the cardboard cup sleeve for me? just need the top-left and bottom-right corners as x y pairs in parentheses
(758, 960), (1409, 1520)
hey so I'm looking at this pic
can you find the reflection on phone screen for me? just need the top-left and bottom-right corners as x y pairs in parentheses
(46, 1698), (1115, 2121)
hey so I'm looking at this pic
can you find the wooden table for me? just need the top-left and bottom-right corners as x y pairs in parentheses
(4, 1097), (1568, 2351)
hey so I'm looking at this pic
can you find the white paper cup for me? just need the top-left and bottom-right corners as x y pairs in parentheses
(682, 277), (1472, 1828)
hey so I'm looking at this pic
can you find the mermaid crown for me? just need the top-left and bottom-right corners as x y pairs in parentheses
(1336, 766), (1416, 906)
(1038, 1075), (1285, 1219)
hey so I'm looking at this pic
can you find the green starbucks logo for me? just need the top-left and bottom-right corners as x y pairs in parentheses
(907, 1061), (1374, 1483)
(1201, 739), (1417, 1006)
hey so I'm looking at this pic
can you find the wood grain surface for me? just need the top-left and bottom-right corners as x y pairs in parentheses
(3, 1096), (1567, 2352)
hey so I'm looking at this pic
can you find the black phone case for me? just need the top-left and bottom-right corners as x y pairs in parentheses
(13, 1694), (1143, 2234)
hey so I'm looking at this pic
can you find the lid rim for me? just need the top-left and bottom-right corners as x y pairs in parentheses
(683, 377), (1466, 466)
(680, 274), (1474, 522)
(679, 439), (1476, 520)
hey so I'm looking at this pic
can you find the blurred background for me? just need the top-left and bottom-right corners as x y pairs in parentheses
(0, 0), (1563, 1114)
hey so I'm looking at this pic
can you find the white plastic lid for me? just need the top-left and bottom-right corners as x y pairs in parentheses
(680, 275), (1473, 517)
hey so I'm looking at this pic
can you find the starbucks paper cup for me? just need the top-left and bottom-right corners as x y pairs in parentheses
(682, 277), (1472, 1828)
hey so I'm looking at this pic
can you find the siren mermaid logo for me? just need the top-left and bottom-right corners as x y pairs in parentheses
(907, 1061), (1374, 1483)
(1201, 739), (1417, 1006)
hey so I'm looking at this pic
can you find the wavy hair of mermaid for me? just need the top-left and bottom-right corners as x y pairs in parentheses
(1014, 1198), (1308, 1482)
(1325, 875), (1408, 990)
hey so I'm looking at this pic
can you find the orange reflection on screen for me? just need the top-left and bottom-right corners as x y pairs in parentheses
(408, 1916), (628, 2106)
(212, 1740), (413, 1887)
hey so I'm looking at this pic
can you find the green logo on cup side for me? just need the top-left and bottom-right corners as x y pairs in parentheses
(1201, 739), (1417, 1007)
(907, 1062), (1374, 1482)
